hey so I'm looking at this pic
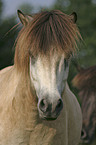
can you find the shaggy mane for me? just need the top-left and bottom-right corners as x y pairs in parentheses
(72, 65), (96, 90)
(14, 10), (82, 74)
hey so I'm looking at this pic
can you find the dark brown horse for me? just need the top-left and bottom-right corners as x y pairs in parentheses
(72, 65), (96, 145)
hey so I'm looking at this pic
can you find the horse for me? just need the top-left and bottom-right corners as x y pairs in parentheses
(72, 65), (96, 145)
(0, 10), (82, 145)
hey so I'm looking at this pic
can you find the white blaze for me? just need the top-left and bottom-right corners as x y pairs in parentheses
(30, 54), (69, 99)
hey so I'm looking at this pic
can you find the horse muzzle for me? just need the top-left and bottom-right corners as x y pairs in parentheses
(80, 129), (93, 144)
(38, 98), (63, 120)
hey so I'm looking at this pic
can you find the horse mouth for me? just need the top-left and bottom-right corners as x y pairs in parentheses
(39, 113), (58, 121)
(44, 117), (57, 121)
(38, 105), (62, 121)
(80, 130), (95, 144)
(80, 139), (90, 144)
(80, 137), (92, 144)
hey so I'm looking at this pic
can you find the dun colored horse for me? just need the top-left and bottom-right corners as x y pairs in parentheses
(0, 10), (82, 145)
(72, 65), (96, 145)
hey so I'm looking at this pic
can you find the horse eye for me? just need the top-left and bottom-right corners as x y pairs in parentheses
(64, 59), (69, 69)
(29, 50), (37, 65)
(30, 55), (36, 65)
(31, 56), (36, 65)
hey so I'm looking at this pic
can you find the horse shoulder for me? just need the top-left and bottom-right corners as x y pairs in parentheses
(64, 83), (82, 145)
(0, 66), (31, 144)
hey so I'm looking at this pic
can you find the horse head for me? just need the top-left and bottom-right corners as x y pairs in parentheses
(16, 10), (81, 120)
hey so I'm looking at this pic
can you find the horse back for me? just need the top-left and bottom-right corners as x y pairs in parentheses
(0, 66), (14, 85)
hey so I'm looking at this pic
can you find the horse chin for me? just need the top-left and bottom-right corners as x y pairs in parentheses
(44, 117), (57, 121)
(41, 116), (57, 121)
(80, 131), (95, 144)
(80, 138), (91, 144)
(39, 113), (58, 121)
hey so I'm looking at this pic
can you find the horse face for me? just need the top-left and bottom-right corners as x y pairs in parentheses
(30, 54), (69, 120)
(80, 91), (96, 143)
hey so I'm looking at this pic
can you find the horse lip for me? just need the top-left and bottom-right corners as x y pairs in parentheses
(44, 117), (57, 121)
(83, 140), (90, 144)
(39, 107), (61, 121)
(39, 114), (57, 121)
(80, 139), (90, 144)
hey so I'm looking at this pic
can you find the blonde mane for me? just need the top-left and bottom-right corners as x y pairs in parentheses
(14, 10), (81, 75)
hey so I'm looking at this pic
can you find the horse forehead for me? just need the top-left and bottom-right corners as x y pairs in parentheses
(37, 54), (65, 68)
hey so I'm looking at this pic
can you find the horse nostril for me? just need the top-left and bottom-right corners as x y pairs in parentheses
(81, 129), (87, 139)
(39, 98), (63, 116)
(56, 99), (63, 111)
(40, 99), (45, 107)
(39, 99), (47, 113)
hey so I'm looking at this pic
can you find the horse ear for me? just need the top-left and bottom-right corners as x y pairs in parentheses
(17, 10), (33, 26)
(70, 12), (77, 23)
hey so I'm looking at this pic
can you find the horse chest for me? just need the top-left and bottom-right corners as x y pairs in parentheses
(29, 109), (68, 145)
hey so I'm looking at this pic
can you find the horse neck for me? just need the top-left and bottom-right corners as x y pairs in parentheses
(14, 69), (37, 107)
(11, 69), (38, 128)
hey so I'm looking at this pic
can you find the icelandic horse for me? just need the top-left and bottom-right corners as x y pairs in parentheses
(72, 65), (96, 145)
(0, 10), (82, 145)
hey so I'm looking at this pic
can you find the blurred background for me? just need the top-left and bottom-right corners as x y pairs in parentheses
(0, 0), (96, 93)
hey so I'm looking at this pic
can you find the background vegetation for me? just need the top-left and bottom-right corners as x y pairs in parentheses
(0, 0), (96, 95)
